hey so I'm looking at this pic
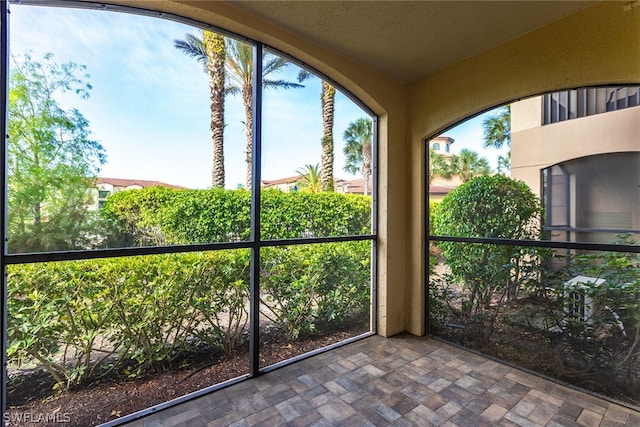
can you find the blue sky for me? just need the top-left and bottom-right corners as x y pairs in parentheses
(9, 3), (505, 189)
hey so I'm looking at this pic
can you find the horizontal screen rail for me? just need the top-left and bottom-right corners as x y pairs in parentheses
(4, 234), (376, 265)
(429, 235), (640, 254)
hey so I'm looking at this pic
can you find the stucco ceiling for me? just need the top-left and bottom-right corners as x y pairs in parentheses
(226, 1), (597, 83)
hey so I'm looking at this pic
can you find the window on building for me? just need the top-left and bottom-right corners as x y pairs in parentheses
(543, 86), (640, 125)
(542, 152), (640, 244)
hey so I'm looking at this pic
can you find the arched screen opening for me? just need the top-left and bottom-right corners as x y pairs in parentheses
(2, 2), (377, 425)
(426, 87), (639, 408)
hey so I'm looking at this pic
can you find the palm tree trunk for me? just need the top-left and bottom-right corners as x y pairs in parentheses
(320, 81), (335, 192)
(363, 140), (372, 195)
(243, 85), (253, 190)
(203, 31), (226, 188)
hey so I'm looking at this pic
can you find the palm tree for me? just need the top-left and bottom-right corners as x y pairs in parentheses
(296, 163), (322, 193)
(483, 105), (511, 173)
(320, 82), (336, 192)
(225, 39), (305, 189)
(343, 118), (373, 195)
(428, 147), (452, 182)
(449, 148), (491, 183)
(174, 30), (226, 188)
(297, 71), (336, 192)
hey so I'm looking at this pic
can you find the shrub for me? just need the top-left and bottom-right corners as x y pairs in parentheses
(8, 189), (373, 390)
(428, 199), (440, 235)
(7, 251), (250, 388)
(260, 242), (371, 339)
(102, 187), (371, 245)
(433, 175), (541, 315)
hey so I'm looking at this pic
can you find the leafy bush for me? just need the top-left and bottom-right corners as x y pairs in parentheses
(428, 199), (439, 235)
(260, 242), (370, 339)
(550, 235), (640, 357)
(8, 251), (250, 388)
(433, 175), (541, 315)
(102, 187), (371, 244)
(8, 189), (372, 391)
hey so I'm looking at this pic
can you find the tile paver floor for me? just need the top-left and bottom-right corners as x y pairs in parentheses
(123, 334), (640, 426)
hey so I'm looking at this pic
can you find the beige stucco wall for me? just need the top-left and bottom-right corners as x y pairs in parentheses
(511, 105), (640, 195)
(81, 1), (639, 338)
(511, 97), (543, 133)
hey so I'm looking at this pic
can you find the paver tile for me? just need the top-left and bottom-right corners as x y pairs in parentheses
(122, 335), (637, 427)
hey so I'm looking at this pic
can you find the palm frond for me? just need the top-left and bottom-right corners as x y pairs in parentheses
(173, 33), (207, 68)
(482, 105), (511, 149)
(263, 79), (305, 90)
(225, 86), (240, 96)
(262, 56), (290, 75)
(297, 69), (312, 83)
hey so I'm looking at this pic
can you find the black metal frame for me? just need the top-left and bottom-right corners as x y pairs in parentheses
(1, 1), (378, 425)
(1, 0), (9, 418)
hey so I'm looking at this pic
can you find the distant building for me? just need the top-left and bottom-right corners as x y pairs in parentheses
(261, 175), (302, 192)
(90, 177), (187, 210)
(429, 136), (461, 201)
(511, 86), (640, 244)
(430, 136), (454, 160)
(261, 176), (369, 195)
(335, 177), (368, 195)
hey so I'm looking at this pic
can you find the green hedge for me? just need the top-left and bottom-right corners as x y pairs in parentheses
(8, 189), (372, 390)
(8, 251), (250, 388)
(102, 187), (371, 245)
(8, 242), (370, 390)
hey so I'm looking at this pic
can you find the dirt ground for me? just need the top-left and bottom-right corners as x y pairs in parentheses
(6, 325), (367, 427)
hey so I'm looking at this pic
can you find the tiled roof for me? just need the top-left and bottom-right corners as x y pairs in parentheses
(335, 177), (367, 194)
(95, 177), (188, 189)
(428, 184), (456, 194)
(261, 175), (303, 186)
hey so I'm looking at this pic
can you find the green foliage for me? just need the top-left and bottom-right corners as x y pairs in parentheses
(427, 255), (456, 333)
(434, 175), (541, 314)
(558, 235), (640, 345)
(7, 251), (251, 388)
(343, 118), (373, 176)
(261, 242), (370, 339)
(103, 187), (371, 243)
(434, 175), (539, 239)
(296, 163), (322, 193)
(448, 149), (491, 183)
(428, 199), (440, 235)
(8, 243), (370, 388)
(8, 53), (106, 253)
(100, 186), (177, 246)
(429, 148), (452, 182)
(261, 190), (371, 239)
(482, 105), (511, 150)
(8, 190), (372, 390)
(482, 105), (511, 172)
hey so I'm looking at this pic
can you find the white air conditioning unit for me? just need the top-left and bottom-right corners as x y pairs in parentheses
(563, 275), (606, 321)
